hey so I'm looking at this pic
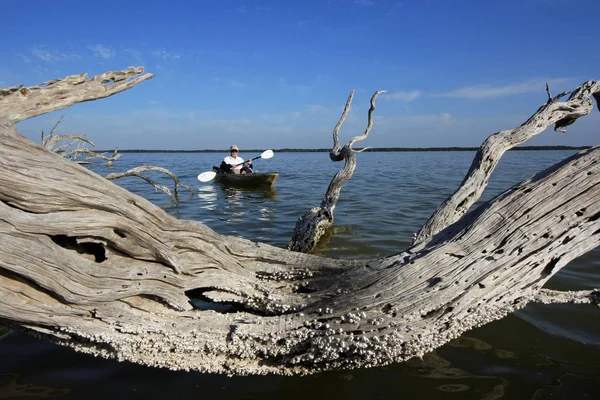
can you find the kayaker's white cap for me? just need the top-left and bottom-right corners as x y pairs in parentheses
(230, 145), (239, 151)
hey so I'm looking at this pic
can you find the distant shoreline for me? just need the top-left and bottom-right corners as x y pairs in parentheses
(98, 145), (591, 153)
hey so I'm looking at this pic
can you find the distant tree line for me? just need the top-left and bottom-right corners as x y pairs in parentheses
(101, 145), (591, 153)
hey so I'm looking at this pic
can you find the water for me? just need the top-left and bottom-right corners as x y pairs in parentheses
(1, 150), (599, 399)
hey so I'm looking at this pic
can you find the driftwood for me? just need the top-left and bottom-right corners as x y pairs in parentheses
(0, 68), (599, 376)
(105, 166), (195, 201)
(413, 81), (600, 245)
(42, 115), (122, 166)
(288, 90), (385, 252)
(1, 66), (153, 123)
(39, 106), (191, 198)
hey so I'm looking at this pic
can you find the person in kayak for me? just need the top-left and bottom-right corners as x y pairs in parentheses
(222, 145), (252, 174)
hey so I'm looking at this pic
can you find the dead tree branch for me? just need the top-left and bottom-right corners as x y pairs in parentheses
(0, 69), (598, 376)
(105, 166), (195, 200)
(288, 90), (386, 252)
(40, 115), (116, 164)
(413, 80), (600, 246)
(0, 66), (153, 123)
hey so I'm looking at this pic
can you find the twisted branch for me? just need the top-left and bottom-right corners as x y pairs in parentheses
(105, 166), (195, 200)
(288, 90), (386, 252)
(413, 80), (600, 246)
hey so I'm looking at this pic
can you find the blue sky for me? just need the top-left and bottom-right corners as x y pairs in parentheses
(1, 0), (599, 150)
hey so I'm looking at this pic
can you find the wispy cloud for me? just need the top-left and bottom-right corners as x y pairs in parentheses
(354, 0), (375, 6)
(383, 90), (421, 102)
(31, 46), (80, 62)
(32, 47), (59, 62)
(90, 44), (115, 60)
(231, 80), (245, 87)
(18, 53), (31, 63)
(152, 50), (181, 60)
(124, 49), (144, 62)
(278, 78), (310, 94)
(434, 78), (569, 99)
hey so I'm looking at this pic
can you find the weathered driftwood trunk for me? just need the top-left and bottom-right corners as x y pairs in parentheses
(0, 69), (599, 376)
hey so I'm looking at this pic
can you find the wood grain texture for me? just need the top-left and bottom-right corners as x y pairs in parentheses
(413, 81), (600, 245)
(0, 66), (153, 123)
(0, 71), (598, 376)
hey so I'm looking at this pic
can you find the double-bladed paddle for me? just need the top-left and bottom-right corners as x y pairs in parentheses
(197, 149), (274, 182)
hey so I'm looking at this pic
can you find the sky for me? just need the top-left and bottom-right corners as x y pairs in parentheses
(1, 0), (599, 150)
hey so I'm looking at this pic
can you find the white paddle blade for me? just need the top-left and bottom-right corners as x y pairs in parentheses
(261, 149), (274, 159)
(197, 171), (217, 182)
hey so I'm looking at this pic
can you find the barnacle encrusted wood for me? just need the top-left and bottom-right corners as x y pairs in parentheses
(413, 81), (600, 246)
(0, 70), (599, 376)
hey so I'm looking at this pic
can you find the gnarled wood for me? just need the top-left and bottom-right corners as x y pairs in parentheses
(105, 166), (195, 200)
(413, 81), (600, 246)
(0, 69), (599, 376)
(1, 66), (153, 123)
(41, 115), (122, 166)
(288, 90), (385, 252)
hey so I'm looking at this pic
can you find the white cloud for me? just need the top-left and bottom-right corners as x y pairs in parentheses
(259, 111), (302, 123)
(434, 78), (569, 99)
(384, 90), (421, 102)
(32, 47), (58, 62)
(90, 44), (115, 60)
(18, 53), (31, 63)
(354, 0), (375, 6)
(231, 80), (245, 87)
(152, 50), (181, 60)
(124, 49), (144, 62)
(375, 113), (456, 129)
(31, 46), (80, 62)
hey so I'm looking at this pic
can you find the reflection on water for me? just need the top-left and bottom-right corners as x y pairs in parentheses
(195, 184), (279, 236)
(0, 373), (69, 398)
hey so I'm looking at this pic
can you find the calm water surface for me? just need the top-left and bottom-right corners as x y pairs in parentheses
(1, 151), (599, 399)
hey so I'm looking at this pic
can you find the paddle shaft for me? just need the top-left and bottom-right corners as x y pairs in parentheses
(234, 155), (262, 167)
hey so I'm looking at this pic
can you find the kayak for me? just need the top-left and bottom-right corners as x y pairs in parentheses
(211, 167), (278, 188)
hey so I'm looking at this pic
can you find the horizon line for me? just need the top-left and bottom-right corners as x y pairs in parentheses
(96, 145), (592, 153)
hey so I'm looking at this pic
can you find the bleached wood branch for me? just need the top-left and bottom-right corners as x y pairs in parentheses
(413, 80), (600, 246)
(105, 166), (195, 200)
(0, 66), (153, 123)
(41, 115), (64, 147)
(533, 289), (600, 306)
(44, 134), (95, 152)
(329, 90), (355, 162)
(1, 116), (598, 375)
(0, 68), (598, 377)
(288, 90), (385, 252)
